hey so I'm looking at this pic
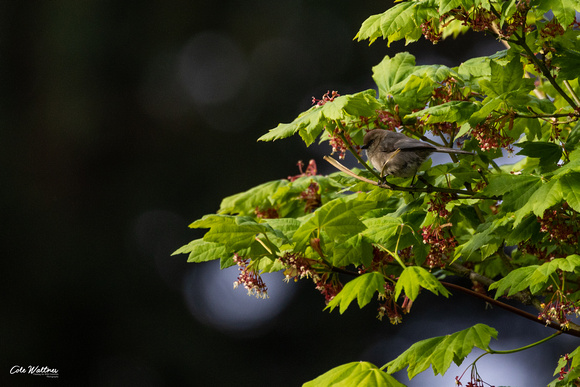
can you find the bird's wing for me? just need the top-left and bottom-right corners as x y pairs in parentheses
(381, 133), (435, 152)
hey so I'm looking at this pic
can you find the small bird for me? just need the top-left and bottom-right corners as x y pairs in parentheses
(362, 129), (473, 178)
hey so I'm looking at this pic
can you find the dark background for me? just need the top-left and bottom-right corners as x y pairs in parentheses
(1, 1), (576, 386)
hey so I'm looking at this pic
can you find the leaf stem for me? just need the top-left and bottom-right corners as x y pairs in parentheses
(255, 235), (273, 255)
(486, 332), (561, 354)
(376, 242), (406, 270)
(516, 110), (578, 119)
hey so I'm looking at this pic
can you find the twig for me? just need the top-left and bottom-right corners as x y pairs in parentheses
(323, 156), (500, 199)
(327, 255), (580, 337)
(513, 32), (579, 109)
(441, 281), (580, 338)
(490, 23), (547, 100)
(323, 155), (378, 186)
(447, 262), (580, 337)
(564, 80), (580, 107)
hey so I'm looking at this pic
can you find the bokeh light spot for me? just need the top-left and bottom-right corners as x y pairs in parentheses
(178, 31), (248, 106)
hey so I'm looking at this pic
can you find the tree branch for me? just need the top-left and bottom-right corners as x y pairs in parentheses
(564, 80), (580, 107)
(513, 32), (579, 109)
(446, 263), (580, 338)
(323, 155), (500, 200)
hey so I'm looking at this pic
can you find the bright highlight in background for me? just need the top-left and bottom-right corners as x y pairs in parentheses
(182, 261), (296, 334)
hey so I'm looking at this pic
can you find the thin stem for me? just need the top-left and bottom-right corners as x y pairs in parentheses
(517, 111), (578, 119)
(255, 235), (273, 255)
(324, 239), (580, 337)
(440, 281), (580, 338)
(472, 201), (486, 223)
(377, 242), (407, 270)
(513, 32), (578, 109)
(486, 332), (561, 354)
(564, 80), (580, 107)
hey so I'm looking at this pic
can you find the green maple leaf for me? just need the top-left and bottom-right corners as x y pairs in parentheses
(303, 361), (405, 387)
(516, 141), (563, 168)
(325, 272), (386, 314)
(293, 197), (372, 251)
(355, 2), (427, 46)
(258, 90), (381, 146)
(171, 239), (229, 264)
(406, 101), (480, 125)
(219, 179), (288, 215)
(386, 324), (498, 379)
(534, 0), (580, 28)
(372, 53), (417, 100)
(394, 266), (451, 302)
(491, 255), (580, 297)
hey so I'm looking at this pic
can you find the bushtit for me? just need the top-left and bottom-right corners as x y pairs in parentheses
(362, 129), (473, 178)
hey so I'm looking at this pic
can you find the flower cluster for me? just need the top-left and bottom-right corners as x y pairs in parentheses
(456, 360), (495, 387)
(377, 302), (403, 325)
(517, 242), (557, 262)
(278, 252), (342, 304)
(288, 159), (317, 182)
(450, 0), (532, 39)
(471, 118), (515, 152)
(328, 127), (353, 159)
(500, 0), (532, 39)
(377, 280), (405, 324)
(537, 203), (579, 245)
(453, 7), (497, 33)
(427, 193), (453, 218)
(422, 223), (457, 268)
(279, 251), (315, 281)
(315, 278), (343, 305)
(374, 109), (401, 131)
(232, 254), (268, 299)
(538, 292), (580, 329)
(421, 19), (442, 43)
(430, 121), (459, 138)
(299, 181), (322, 213)
(312, 90), (340, 106)
(432, 77), (466, 103)
(255, 206), (279, 219)
(455, 373), (494, 387)
(540, 18), (565, 38)
(557, 353), (573, 381)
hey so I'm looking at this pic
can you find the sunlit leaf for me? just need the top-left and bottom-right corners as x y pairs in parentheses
(171, 239), (229, 263)
(326, 272), (386, 314)
(394, 266), (451, 302)
(386, 324), (498, 379)
(303, 361), (405, 387)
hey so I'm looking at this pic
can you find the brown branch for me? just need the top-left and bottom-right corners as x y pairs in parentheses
(325, 153), (578, 336)
(446, 263), (580, 338)
(441, 281), (580, 338)
(513, 32), (579, 109)
(323, 156), (500, 200)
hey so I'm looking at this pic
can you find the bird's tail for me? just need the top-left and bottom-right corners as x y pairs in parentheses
(435, 147), (474, 155)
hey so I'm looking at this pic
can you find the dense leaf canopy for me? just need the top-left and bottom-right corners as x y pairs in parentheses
(176, 0), (580, 385)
